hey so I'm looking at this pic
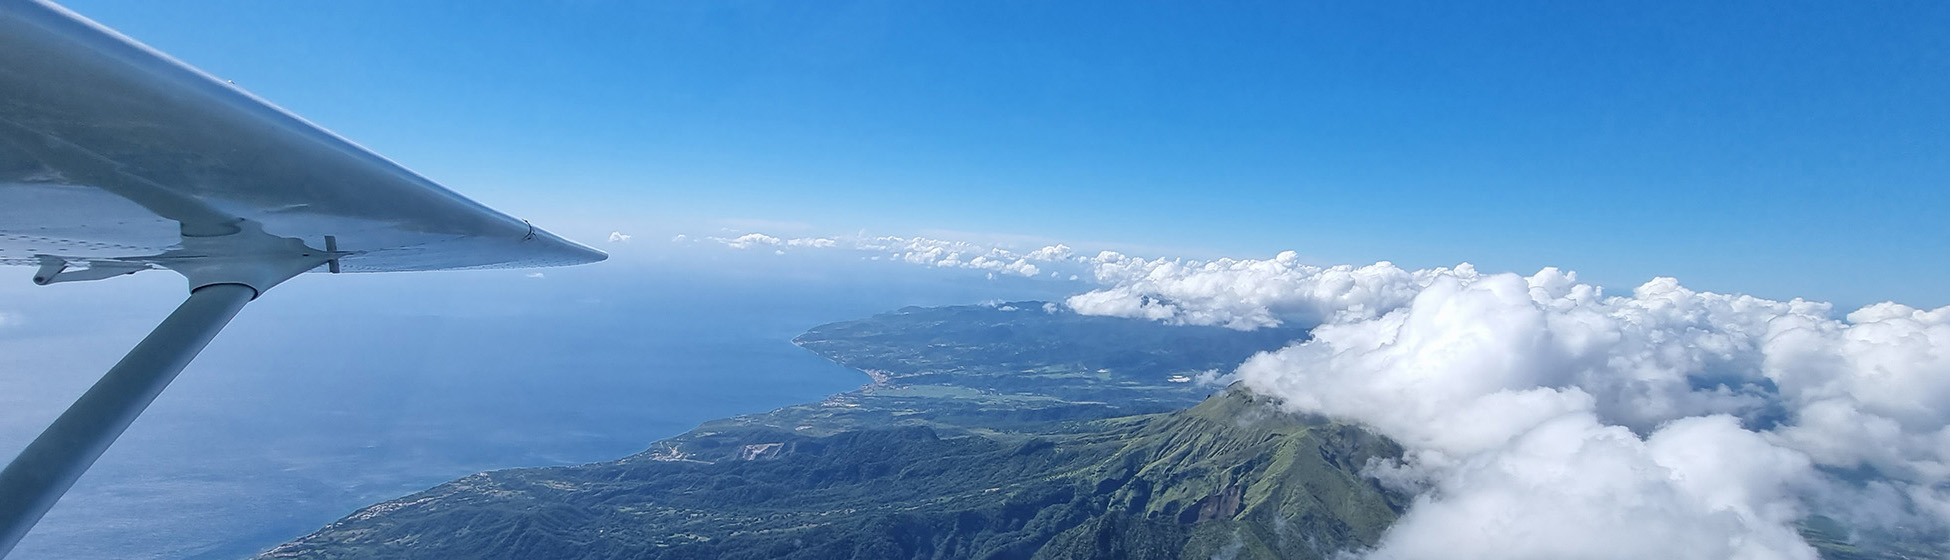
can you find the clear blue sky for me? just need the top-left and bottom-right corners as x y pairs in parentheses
(57, 0), (1950, 308)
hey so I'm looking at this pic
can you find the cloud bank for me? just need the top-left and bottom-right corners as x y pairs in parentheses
(1061, 249), (1949, 556)
(1066, 251), (1467, 330)
(1212, 268), (1945, 559)
(696, 231), (1949, 557)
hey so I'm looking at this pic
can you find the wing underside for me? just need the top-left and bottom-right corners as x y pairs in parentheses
(0, 0), (605, 277)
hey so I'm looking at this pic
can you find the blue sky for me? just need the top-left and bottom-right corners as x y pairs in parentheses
(58, 0), (1950, 308)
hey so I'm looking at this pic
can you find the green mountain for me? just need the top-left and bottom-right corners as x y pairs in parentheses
(258, 387), (1404, 560)
(257, 302), (1941, 560)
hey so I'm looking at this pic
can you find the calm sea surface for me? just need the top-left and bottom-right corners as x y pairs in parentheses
(0, 252), (1074, 559)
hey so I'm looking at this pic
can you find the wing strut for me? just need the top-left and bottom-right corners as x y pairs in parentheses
(0, 283), (257, 557)
(0, 2), (605, 556)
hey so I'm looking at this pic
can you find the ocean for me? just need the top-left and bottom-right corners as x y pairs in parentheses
(0, 249), (1076, 559)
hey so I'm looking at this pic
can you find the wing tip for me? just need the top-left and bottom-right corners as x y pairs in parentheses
(531, 227), (608, 267)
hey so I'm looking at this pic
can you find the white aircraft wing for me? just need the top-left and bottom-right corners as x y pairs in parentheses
(0, 0), (606, 277)
(0, 2), (607, 556)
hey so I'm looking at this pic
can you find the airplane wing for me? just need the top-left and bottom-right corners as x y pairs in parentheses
(0, 0), (606, 278)
(0, 2), (606, 556)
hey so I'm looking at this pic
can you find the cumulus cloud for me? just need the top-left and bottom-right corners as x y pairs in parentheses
(715, 233), (781, 249)
(607, 231), (632, 243)
(1066, 251), (1465, 330)
(1368, 414), (1819, 560)
(1223, 268), (1950, 558)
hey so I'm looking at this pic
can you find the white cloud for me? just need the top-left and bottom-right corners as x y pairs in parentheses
(525, 272), (545, 279)
(785, 237), (837, 248)
(1367, 414), (1819, 560)
(1065, 251), (1470, 330)
(1024, 244), (1074, 261)
(1224, 268), (1950, 557)
(607, 231), (632, 243)
(701, 232), (1079, 278)
(715, 233), (781, 249)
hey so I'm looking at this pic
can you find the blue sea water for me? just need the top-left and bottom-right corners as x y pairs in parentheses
(0, 249), (1077, 559)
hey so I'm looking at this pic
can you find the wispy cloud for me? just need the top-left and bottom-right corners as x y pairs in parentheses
(695, 232), (1081, 278)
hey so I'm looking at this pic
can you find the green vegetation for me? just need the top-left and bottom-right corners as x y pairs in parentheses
(258, 302), (1940, 559)
(260, 387), (1404, 560)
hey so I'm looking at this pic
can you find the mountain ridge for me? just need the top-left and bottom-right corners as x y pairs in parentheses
(256, 303), (1404, 559)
